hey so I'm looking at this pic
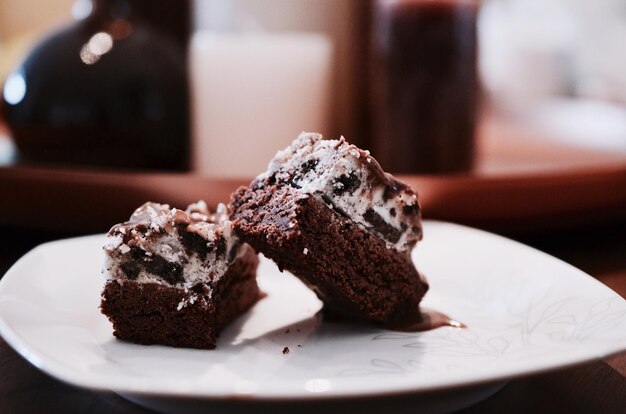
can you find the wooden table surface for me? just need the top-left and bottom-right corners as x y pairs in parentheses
(0, 223), (625, 414)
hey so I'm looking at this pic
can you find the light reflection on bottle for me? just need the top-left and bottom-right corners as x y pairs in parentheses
(2, 71), (27, 106)
(71, 0), (93, 20)
(80, 32), (114, 64)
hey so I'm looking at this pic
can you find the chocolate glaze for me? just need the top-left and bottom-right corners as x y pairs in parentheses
(320, 307), (464, 332)
(385, 308), (466, 332)
(381, 178), (408, 201)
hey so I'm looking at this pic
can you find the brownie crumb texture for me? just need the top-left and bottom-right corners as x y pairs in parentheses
(101, 201), (261, 349)
(231, 133), (428, 323)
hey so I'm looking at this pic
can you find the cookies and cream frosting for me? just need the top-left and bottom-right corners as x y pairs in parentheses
(255, 132), (422, 253)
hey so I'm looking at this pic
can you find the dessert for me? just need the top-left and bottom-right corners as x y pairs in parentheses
(100, 201), (260, 349)
(230, 133), (428, 323)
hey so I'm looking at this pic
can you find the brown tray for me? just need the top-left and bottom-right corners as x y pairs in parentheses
(2, 110), (626, 234)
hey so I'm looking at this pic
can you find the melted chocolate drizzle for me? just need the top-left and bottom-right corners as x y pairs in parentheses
(385, 308), (466, 332)
(320, 307), (465, 332)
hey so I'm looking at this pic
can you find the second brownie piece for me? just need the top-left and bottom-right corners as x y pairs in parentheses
(230, 133), (428, 323)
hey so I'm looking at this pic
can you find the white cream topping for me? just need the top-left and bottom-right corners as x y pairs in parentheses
(102, 202), (247, 292)
(257, 132), (422, 252)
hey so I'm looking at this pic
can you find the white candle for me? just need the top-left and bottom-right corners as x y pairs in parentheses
(190, 31), (333, 177)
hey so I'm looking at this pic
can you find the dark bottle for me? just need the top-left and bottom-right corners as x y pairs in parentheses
(1, 0), (190, 170)
(371, 0), (480, 174)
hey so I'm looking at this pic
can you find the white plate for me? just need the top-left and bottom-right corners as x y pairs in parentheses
(0, 221), (625, 402)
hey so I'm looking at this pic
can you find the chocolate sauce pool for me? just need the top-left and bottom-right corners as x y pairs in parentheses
(321, 307), (466, 332)
(385, 308), (466, 332)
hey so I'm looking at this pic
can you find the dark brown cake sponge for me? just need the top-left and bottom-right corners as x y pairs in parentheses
(230, 184), (428, 323)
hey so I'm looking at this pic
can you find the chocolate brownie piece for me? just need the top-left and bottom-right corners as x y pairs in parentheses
(231, 133), (428, 322)
(101, 201), (261, 349)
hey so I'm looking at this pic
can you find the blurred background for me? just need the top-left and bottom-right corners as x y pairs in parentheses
(0, 0), (625, 234)
(2, 1), (626, 106)
(2, 1), (626, 137)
